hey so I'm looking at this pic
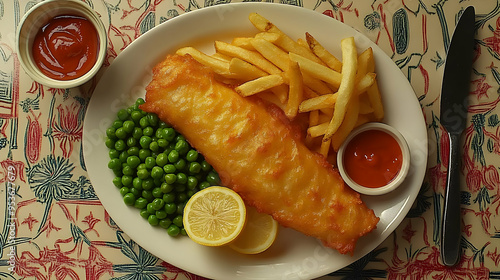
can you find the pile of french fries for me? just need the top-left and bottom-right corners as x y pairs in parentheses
(176, 13), (384, 163)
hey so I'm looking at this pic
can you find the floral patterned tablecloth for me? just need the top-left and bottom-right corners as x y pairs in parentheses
(1, 0), (500, 279)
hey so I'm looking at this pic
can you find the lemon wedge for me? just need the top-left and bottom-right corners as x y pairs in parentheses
(183, 186), (246, 246)
(229, 206), (278, 254)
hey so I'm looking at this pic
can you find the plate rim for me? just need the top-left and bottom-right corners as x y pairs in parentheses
(83, 3), (428, 279)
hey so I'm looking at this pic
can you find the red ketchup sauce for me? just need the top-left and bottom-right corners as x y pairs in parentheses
(343, 129), (403, 188)
(32, 15), (99, 80)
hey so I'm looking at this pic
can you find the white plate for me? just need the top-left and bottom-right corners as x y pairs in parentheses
(83, 3), (428, 279)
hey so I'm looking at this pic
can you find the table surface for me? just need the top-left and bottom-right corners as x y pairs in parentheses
(1, 0), (500, 279)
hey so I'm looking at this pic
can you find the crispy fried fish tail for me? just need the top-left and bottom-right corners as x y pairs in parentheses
(140, 54), (379, 254)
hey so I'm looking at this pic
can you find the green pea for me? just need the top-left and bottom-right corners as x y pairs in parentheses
(129, 187), (141, 197)
(199, 181), (210, 190)
(187, 176), (198, 190)
(140, 209), (149, 219)
(131, 111), (143, 123)
(149, 141), (159, 152)
(117, 109), (129, 121)
(164, 173), (177, 184)
(167, 224), (180, 237)
(159, 218), (172, 229)
(201, 160), (212, 172)
(132, 177), (143, 190)
(175, 139), (189, 155)
(142, 178), (155, 190)
(126, 137), (137, 147)
(114, 139), (126, 151)
(155, 210), (167, 220)
(123, 193), (136, 206)
(112, 120), (123, 129)
(139, 116), (149, 128)
(164, 203), (176, 214)
(127, 146), (139, 156)
(188, 162), (201, 174)
(142, 190), (154, 202)
(174, 159), (186, 171)
(118, 151), (129, 163)
(177, 193), (187, 203)
(115, 127), (127, 139)
(168, 150), (179, 163)
(106, 127), (117, 139)
(160, 182), (174, 193)
(151, 198), (165, 211)
(177, 173), (187, 185)
(152, 187), (163, 198)
(122, 165), (134, 176)
(148, 215), (159, 226)
(163, 164), (176, 174)
(109, 149), (120, 159)
(127, 155), (141, 169)
(134, 197), (148, 209)
(121, 175), (133, 186)
(186, 150), (198, 162)
(139, 136), (152, 149)
(173, 215), (183, 227)
(207, 171), (220, 185)
(143, 126), (154, 137)
(145, 157), (156, 169)
(105, 138), (115, 149)
(162, 128), (176, 141)
(108, 158), (121, 170)
(176, 203), (185, 215)
(113, 177), (123, 187)
(156, 153), (168, 167)
(132, 127), (143, 139)
(146, 203), (156, 214)
(119, 187), (129, 196)
(147, 113), (159, 126)
(137, 169), (150, 180)
(138, 149), (151, 161)
(163, 193), (176, 204)
(157, 139), (169, 148)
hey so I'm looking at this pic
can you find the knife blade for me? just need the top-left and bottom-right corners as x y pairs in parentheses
(440, 6), (475, 267)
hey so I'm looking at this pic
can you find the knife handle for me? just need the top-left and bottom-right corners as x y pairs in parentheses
(441, 131), (462, 267)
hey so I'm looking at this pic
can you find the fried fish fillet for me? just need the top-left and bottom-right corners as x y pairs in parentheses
(140, 54), (379, 254)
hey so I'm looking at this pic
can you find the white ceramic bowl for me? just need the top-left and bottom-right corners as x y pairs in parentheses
(16, 0), (107, 88)
(337, 122), (411, 195)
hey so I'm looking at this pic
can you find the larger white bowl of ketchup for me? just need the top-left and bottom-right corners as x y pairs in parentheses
(16, 0), (107, 88)
(337, 122), (411, 196)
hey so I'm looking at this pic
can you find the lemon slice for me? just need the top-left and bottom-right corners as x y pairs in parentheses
(229, 206), (278, 254)
(183, 186), (246, 246)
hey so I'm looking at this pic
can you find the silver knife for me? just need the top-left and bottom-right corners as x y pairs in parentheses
(440, 6), (475, 267)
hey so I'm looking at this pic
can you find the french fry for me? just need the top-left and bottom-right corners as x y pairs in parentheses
(359, 93), (375, 114)
(367, 81), (384, 121)
(285, 60), (303, 119)
(250, 38), (290, 71)
(289, 52), (342, 88)
(248, 13), (325, 65)
(228, 58), (267, 81)
(324, 37), (358, 141)
(214, 41), (281, 74)
(176, 47), (229, 75)
(364, 49), (384, 121)
(231, 37), (255, 50)
(356, 73), (376, 93)
(306, 32), (342, 72)
(235, 74), (285, 97)
(331, 95), (360, 151)
(254, 31), (281, 43)
(320, 138), (331, 158)
(299, 94), (336, 112)
(307, 122), (329, 138)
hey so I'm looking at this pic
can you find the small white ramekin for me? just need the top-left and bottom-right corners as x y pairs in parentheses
(16, 0), (107, 88)
(337, 122), (411, 195)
